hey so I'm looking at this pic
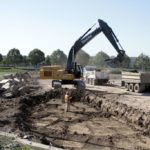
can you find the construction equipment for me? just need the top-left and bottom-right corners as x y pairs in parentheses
(122, 71), (150, 93)
(40, 19), (125, 89)
(84, 66), (109, 85)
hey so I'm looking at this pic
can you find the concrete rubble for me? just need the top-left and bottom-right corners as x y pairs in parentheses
(0, 72), (40, 98)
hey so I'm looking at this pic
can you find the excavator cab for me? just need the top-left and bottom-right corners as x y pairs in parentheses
(73, 62), (84, 78)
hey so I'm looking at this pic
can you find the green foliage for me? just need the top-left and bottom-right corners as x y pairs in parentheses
(109, 69), (121, 74)
(22, 56), (30, 65)
(2, 57), (9, 65)
(119, 55), (131, 68)
(28, 49), (45, 66)
(88, 56), (95, 66)
(134, 53), (150, 70)
(45, 55), (51, 65)
(0, 53), (3, 62)
(50, 49), (67, 67)
(14, 146), (28, 150)
(14, 146), (44, 150)
(115, 55), (131, 68)
(0, 67), (29, 79)
(94, 51), (110, 68)
(0, 67), (26, 73)
(75, 49), (90, 66)
(6, 48), (23, 65)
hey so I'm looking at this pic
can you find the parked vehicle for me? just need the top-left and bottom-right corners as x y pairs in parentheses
(84, 66), (109, 85)
(121, 71), (150, 93)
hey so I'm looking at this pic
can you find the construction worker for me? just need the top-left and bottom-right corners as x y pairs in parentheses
(64, 88), (70, 112)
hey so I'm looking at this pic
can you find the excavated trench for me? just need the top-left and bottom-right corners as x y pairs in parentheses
(0, 88), (150, 149)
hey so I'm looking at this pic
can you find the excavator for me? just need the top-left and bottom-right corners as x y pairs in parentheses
(40, 19), (125, 89)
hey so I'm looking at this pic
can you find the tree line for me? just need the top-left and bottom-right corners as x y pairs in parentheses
(0, 48), (150, 70)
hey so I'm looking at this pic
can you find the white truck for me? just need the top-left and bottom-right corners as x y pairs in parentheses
(121, 71), (150, 93)
(84, 66), (109, 85)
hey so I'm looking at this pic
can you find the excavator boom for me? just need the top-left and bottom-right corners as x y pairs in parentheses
(66, 19), (125, 73)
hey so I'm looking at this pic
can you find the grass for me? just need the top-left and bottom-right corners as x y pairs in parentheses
(0, 135), (44, 150)
(15, 147), (31, 150)
(0, 68), (26, 73)
(14, 146), (45, 150)
(0, 135), (13, 147)
(0, 68), (27, 80)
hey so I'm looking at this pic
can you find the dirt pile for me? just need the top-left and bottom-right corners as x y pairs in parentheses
(0, 89), (61, 136)
(15, 89), (61, 133)
(0, 72), (40, 98)
(0, 97), (20, 132)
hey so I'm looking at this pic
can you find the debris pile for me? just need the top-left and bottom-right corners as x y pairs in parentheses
(0, 72), (39, 98)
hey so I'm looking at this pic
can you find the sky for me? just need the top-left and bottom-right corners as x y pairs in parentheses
(0, 0), (150, 57)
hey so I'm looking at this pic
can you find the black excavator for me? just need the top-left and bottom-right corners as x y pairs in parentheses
(40, 19), (125, 89)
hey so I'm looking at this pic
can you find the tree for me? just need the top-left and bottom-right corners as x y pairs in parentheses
(50, 49), (67, 67)
(110, 54), (132, 68)
(75, 49), (90, 66)
(45, 55), (51, 65)
(120, 55), (131, 68)
(2, 57), (8, 65)
(28, 49), (45, 66)
(94, 51), (110, 68)
(6, 48), (23, 66)
(88, 56), (95, 66)
(22, 56), (30, 66)
(0, 53), (3, 63)
(134, 53), (150, 70)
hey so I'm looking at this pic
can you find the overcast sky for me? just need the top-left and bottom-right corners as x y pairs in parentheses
(0, 0), (150, 57)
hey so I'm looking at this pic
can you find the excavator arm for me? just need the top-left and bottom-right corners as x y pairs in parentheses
(66, 19), (125, 73)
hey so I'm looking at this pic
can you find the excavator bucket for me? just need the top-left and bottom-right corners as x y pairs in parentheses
(105, 51), (125, 67)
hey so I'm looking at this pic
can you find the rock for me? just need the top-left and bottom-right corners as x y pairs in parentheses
(19, 86), (30, 94)
(23, 134), (32, 139)
(2, 92), (13, 98)
(1, 82), (10, 90)
(14, 78), (20, 82)
(0, 79), (12, 84)
(10, 84), (19, 92)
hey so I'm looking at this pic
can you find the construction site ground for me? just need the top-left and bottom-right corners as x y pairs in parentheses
(0, 75), (150, 150)
(39, 79), (150, 112)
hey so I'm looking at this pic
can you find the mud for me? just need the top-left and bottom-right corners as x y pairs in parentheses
(0, 87), (150, 149)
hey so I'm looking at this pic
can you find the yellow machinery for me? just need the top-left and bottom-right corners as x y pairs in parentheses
(40, 19), (125, 89)
(39, 65), (79, 88)
(40, 65), (74, 80)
